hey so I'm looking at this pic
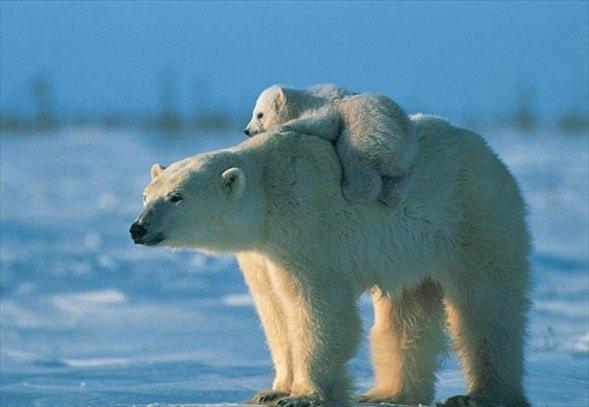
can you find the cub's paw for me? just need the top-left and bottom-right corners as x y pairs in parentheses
(251, 389), (290, 404)
(341, 182), (379, 204)
(377, 177), (406, 207)
(276, 394), (322, 407)
(377, 188), (401, 207)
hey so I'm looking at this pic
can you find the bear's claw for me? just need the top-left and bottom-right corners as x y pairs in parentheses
(251, 389), (290, 404)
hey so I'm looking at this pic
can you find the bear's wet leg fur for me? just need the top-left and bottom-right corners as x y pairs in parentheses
(238, 253), (293, 399)
(359, 281), (445, 405)
(442, 274), (530, 406)
(269, 264), (361, 404)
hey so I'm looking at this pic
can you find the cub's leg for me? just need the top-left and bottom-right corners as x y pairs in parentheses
(336, 140), (383, 203)
(359, 281), (446, 406)
(269, 265), (361, 406)
(237, 253), (293, 403)
(441, 274), (530, 407)
(378, 176), (408, 207)
(280, 109), (340, 142)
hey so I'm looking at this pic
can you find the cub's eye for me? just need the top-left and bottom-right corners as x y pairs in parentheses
(142, 195), (147, 203)
(256, 112), (264, 119)
(169, 193), (183, 203)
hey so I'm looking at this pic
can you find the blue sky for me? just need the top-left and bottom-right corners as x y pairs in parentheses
(1, 1), (587, 120)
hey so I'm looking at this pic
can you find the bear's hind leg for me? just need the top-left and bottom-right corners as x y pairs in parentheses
(359, 281), (446, 406)
(441, 279), (529, 406)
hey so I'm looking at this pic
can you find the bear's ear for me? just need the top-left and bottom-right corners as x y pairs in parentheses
(221, 167), (246, 198)
(151, 163), (166, 180)
(274, 86), (286, 109)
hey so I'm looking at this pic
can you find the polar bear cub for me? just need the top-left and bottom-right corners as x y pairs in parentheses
(244, 85), (418, 206)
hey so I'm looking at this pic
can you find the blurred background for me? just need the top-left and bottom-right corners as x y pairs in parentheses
(1, 2), (588, 406)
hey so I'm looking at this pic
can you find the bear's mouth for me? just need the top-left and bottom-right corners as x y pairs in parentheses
(144, 233), (165, 246)
(133, 233), (165, 246)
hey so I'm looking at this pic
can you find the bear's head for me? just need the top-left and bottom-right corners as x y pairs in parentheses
(130, 152), (264, 253)
(245, 85), (299, 137)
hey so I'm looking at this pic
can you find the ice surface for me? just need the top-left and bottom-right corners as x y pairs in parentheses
(1, 127), (587, 406)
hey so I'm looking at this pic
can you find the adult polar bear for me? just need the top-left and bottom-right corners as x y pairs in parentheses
(131, 115), (531, 406)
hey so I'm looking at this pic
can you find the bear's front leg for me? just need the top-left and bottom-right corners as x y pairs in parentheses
(269, 265), (361, 406)
(237, 253), (293, 404)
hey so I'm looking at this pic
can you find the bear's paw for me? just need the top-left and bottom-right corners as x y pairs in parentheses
(437, 394), (530, 407)
(437, 395), (478, 407)
(251, 389), (290, 404)
(276, 394), (322, 407)
(356, 393), (406, 405)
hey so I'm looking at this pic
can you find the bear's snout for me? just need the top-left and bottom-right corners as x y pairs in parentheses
(244, 128), (251, 137)
(130, 221), (147, 243)
(130, 220), (165, 246)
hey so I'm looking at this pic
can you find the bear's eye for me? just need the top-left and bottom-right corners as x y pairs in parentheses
(257, 112), (264, 119)
(142, 195), (147, 203)
(169, 193), (183, 203)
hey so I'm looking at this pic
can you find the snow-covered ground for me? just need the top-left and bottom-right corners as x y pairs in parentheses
(1, 127), (587, 406)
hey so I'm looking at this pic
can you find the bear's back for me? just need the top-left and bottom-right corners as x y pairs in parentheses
(245, 122), (527, 270)
(406, 114), (529, 259)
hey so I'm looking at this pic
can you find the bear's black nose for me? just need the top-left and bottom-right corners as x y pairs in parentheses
(244, 129), (251, 137)
(130, 222), (147, 241)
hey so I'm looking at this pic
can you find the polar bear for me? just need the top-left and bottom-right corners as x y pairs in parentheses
(130, 115), (531, 407)
(244, 85), (418, 206)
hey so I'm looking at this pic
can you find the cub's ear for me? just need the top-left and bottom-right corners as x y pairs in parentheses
(221, 167), (246, 198)
(151, 163), (166, 180)
(274, 86), (286, 109)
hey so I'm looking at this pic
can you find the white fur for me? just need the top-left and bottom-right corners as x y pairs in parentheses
(245, 85), (418, 206)
(136, 115), (531, 406)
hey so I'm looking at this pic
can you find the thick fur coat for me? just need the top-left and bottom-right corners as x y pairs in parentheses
(134, 115), (531, 407)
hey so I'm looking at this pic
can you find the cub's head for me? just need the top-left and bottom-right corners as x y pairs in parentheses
(130, 153), (263, 253)
(245, 85), (298, 137)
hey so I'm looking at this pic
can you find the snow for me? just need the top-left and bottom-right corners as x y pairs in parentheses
(1, 127), (588, 406)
